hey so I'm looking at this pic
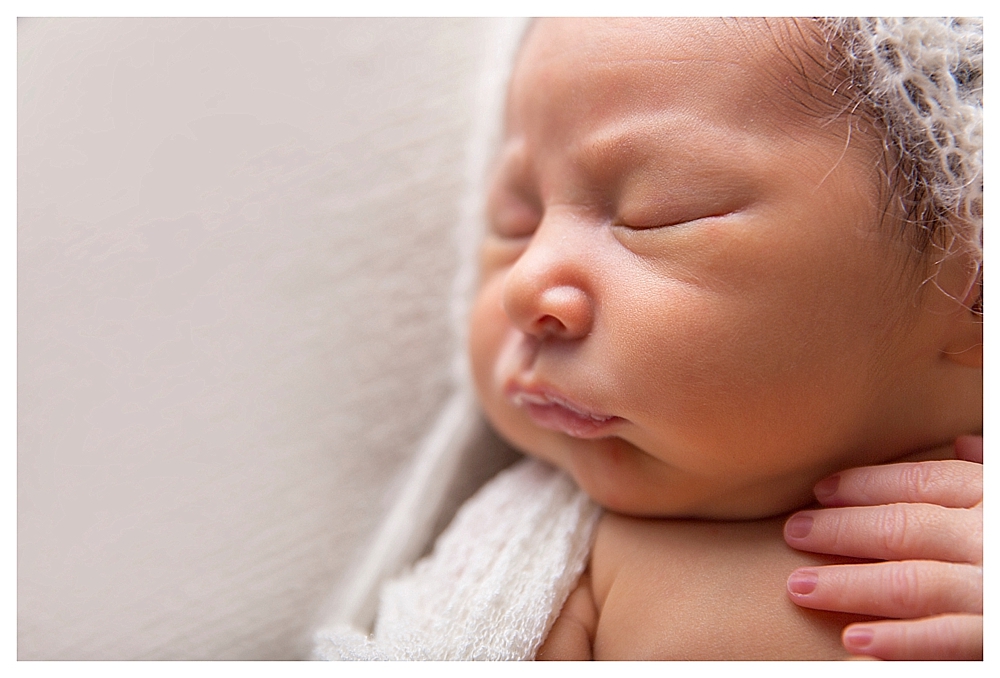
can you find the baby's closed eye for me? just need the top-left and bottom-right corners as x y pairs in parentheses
(488, 194), (541, 238)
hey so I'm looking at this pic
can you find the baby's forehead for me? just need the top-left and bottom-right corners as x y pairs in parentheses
(499, 19), (842, 187)
(521, 18), (825, 75)
(509, 18), (836, 140)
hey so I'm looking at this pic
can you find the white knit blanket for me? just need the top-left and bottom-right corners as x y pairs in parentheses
(313, 458), (601, 660)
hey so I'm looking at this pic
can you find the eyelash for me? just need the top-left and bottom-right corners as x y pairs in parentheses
(489, 212), (700, 239)
(614, 209), (740, 231)
(612, 219), (687, 231)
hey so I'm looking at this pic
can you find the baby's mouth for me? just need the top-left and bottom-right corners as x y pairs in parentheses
(507, 386), (622, 439)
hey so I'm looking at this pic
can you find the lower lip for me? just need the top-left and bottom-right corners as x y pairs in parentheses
(522, 402), (622, 439)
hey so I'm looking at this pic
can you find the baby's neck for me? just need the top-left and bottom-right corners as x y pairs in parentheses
(893, 441), (959, 464)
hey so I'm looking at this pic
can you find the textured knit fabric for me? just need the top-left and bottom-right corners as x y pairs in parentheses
(828, 18), (983, 265)
(313, 458), (601, 660)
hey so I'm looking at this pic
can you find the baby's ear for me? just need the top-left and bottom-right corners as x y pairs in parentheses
(926, 232), (982, 368)
(940, 277), (982, 368)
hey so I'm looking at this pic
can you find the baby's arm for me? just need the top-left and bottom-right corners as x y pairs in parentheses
(536, 572), (597, 660)
(783, 436), (983, 660)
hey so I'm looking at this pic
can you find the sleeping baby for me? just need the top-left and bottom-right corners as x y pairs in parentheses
(317, 17), (982, 660)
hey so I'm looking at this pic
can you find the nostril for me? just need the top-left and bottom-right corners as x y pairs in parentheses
(530, 286), (593, 340)
(536, 315), (566, 337)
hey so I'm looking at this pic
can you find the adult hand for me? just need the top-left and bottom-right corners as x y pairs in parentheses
(782, 435), (983, 660)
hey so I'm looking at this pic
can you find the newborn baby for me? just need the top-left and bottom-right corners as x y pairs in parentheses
(470, 17), (982, 660)
(316, 17), (982, 661)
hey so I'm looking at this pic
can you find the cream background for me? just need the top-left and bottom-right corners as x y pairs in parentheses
(18, 17), (522, 659)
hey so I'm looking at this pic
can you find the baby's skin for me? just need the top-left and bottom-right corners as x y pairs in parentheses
(469, 18), (982, 660)
(537, 439), (983, 660)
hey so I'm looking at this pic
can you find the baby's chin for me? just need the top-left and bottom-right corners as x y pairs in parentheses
(550, 446), (818, 521)
(585, 482), (815, 521)
(493, 415), (821, 520)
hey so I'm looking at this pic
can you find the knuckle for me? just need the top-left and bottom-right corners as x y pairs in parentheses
(900, 463), (936, 502)
(878, 504), (911, 554)
(887, 562), (922, 611)
(829, 510), (856, 552)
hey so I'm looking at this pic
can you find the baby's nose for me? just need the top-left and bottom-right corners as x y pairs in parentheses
(501, 226), (594, 341)
(506, 284), (593, 339)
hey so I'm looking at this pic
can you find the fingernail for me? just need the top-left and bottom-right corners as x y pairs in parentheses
(785, 514), (813, 539)
(787, 569), (818, 595)
(843, 627), (875, 650)
(814, 474), (840, 500)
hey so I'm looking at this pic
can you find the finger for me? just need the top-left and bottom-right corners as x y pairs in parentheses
(784, 504), (982, 563)
(786, 561), (982, 617)
(954, 435), (983, 463)
(812, 460), (982, 508)
(842, 615), (982, 660)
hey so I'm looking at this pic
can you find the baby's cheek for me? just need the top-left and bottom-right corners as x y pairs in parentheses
(610, 299), (745, 413)
(607, 296), (814, 465)
(469, 282), (503, 381)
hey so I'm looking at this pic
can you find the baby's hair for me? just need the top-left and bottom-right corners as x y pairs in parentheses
(822, 18), (983, 306)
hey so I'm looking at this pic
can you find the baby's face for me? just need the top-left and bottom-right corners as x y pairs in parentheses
(469, 19), (953, 518)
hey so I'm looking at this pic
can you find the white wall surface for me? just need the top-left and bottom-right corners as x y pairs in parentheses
(18, 17), (520, 659)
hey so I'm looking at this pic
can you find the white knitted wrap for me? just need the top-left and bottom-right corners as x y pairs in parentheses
(827, 18), (983, 267)
(313, 458), (601, 660)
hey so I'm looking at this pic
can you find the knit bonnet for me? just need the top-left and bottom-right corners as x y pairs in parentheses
(824, 18), (983, 278)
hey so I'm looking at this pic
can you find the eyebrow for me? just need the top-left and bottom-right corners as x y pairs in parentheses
(571, 112), (757, 189)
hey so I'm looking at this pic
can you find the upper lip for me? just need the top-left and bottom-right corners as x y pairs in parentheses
(504, 381), (618, 423)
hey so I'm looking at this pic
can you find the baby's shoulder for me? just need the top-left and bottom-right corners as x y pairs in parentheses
(584, 512), (860, 660)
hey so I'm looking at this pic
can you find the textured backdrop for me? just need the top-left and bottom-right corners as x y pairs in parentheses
(18, 17), (522, 659)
